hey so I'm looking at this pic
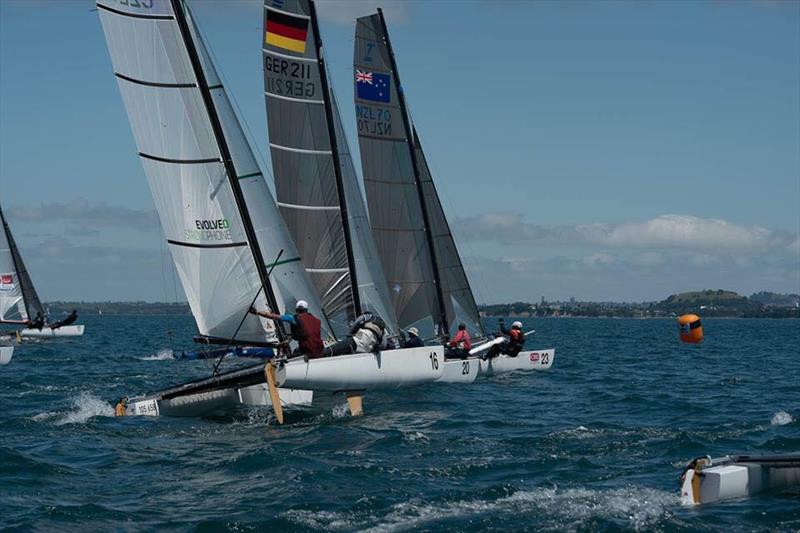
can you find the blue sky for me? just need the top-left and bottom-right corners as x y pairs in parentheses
(1, 0), (798, 303)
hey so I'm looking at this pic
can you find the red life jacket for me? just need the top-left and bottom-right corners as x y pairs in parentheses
(450, 329), (472, 351)
(509, 328), (524, 346)
(295, 312), (324, 358)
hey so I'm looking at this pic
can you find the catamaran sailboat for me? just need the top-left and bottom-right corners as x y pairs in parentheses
(97, 0), (442, 420)
(353, 10), (555, 381)
(0, 206), (84, 338)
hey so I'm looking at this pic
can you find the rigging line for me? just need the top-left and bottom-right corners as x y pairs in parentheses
(156, 225), (176, 355)
(211, 248), (285, 376)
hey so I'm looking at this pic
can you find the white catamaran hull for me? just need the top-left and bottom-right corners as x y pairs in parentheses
(437, 358), (480, 383)
(126, 346), (443, 417)
(20, 325), (84, 338)
(478, 349), (555, 377)
(237, 384), (313, 408)
(127, 386), (313, 417)
(279, 346), (444, 391)
(681, 455), (800, 505)
(0, 346), (13, 365)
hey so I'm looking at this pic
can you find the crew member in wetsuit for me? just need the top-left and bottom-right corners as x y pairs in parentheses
(486, 318), (525, 359)
(250, 300), (324, 360)
(114, 397), (128, 417)
(28, 311), (45, 330)
(402, 327), (424, 348)
(446, 323), (472, 359)
(325, 312), (386, 357)
(49, 309), (78, 330)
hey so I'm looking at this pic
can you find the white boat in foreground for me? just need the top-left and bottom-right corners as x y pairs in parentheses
(0, 346), (13, 365)
(680, 454), (800, 505)
(19, 325), (85, 338)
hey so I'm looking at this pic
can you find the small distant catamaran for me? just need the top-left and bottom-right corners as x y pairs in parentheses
(0, 206), (84, 340)
(96, 0), (554, 421)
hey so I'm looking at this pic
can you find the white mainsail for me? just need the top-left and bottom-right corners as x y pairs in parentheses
(0, 206), (44, 325)
(97, 0), (333, 346)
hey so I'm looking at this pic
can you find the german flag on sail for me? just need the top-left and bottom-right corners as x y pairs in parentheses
(265, 9), (309, 54)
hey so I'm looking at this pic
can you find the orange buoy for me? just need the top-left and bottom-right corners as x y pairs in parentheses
(678, 314), (703, 343)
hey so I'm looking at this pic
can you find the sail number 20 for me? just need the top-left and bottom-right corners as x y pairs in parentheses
(429, 352), (439, 371)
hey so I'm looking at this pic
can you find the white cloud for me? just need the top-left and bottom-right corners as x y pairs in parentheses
(464, 250), (799, 303)
(5, 198), (158, 231)
(583, 253), (615, 268)
(458, 213), (796, 253)
(455, 213), (799, 300)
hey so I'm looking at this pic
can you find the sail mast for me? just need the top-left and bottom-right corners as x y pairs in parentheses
(376, 8), (448, 336)
(171, 0), (283, 340)
(308, 0), (362, 317)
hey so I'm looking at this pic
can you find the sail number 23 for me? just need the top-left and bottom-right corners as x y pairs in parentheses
(429, 352), (439, 371)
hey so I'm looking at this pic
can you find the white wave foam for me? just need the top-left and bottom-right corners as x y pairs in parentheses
(402, 431), (429, 444)
(331, 403), (350, 419)
(139, 348), (174, 361)
(771, 410), (794, 426)
(31, 411), (58, 422)
(51, 392), (115, 425)
(283, 485), (678, 532)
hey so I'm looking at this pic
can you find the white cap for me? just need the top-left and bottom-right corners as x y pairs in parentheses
(512, 321), (522, 328)
(407, 327), (419, 337)
(296, 300), (308, 310)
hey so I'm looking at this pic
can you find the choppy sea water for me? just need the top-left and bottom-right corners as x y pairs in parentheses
(1, 315), (798, 532)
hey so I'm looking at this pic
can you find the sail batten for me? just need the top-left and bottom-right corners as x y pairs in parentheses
(97, 0), (333, 345)
(354, 11), (484, 338)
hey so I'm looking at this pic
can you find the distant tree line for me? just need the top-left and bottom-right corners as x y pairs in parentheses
(478, 290), (799, 318)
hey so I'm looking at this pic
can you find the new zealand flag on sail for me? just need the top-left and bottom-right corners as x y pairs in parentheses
(355, 70), (391, 103)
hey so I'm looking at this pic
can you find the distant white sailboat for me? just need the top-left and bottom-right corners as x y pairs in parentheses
(0, 206), (84, 338)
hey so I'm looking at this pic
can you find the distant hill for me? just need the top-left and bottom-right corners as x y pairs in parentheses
(478, 289), (799, 318)
(655, 289), (797, 318)
(657, 289), (762, 317)
(663, 289), (743, 304)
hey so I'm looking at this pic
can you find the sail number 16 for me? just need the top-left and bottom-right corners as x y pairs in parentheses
(429, 352), (439, 371)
